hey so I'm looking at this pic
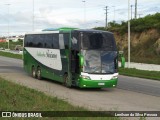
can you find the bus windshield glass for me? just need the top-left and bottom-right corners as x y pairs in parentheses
(82, 50), (117, 74)
(81, 32), (117, 51)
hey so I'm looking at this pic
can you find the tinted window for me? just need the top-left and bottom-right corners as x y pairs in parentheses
(63, 33), (69, 49)
(44, 34), (53, 48)
(81, 32), (116, 51)
(35, 34), (44, 48)
(71, 32), (79, 50)
(24, 35), (34, 47)
(24, 34), (44, 47)
(25, 33), (60, 49)
(53, 34), (59, 49)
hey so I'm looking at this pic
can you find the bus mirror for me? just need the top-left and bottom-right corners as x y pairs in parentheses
(78, 53), (84, 66)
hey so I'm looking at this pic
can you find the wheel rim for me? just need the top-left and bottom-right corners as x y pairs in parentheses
(32, 68), (36, 78)
(37, 68), (41, 79)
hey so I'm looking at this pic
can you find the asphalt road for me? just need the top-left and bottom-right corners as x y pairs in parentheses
(0, 56), (160, 97)
(118, 75), (160, 97)
(0, 56), (160, 113)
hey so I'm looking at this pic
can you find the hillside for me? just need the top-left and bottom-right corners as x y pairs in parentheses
(115, 28), (160, 64)
(95, 13), (160, 64)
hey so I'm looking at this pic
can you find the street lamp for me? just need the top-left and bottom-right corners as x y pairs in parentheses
(82, 0), (86, 24)
(5, 4), (10, 50)
(128, 0), (131, 68)
(33, 0), (35, 31)
(112, 6), (115, 22)
(95, 21), (98, 28)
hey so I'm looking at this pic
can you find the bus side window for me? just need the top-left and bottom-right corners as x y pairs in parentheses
(63, 33), (69, 49)
(71, 32), (79, 50)
(53, 34), (59, 49)
(37, 35), (44, 47)
(25, 35), (34, 47)
(59, 34), (65, 49)
(44, 34), (53, 48)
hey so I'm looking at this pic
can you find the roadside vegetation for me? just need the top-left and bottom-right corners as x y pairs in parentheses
(0, 40), (23, 59)
(119, 68), (160, 81)
(0, 77), (120, 120)
(0, 51), (22, 59)
(0, 40), (23, 50)
(108, 13), (160, 34)
(95, 13), (160, 64)
(95, 13), (160, 36)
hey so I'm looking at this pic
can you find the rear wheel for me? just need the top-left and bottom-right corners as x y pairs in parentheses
(32, 67), (36, 78)
(37, 67), (41, 80)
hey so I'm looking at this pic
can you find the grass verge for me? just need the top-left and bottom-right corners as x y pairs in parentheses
(0, 51), (22, 59)
(0, 77), (120, 120)
(119, 68), (160, 81)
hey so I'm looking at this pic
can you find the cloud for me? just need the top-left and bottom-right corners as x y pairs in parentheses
(0, 0), (159, 35)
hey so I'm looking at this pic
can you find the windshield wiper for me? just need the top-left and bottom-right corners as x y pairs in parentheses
(105, 71), (114, 74)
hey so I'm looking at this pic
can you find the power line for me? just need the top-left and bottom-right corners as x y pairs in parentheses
(138, 13), (143, 18)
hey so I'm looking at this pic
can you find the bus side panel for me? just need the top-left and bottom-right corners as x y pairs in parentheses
(60, 49), (69, 75)
(23, 47), (65, 83)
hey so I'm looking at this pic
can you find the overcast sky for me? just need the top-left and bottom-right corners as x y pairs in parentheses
(0, 0), (160, 36)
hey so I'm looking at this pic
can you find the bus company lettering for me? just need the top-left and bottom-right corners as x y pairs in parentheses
(37, 51), (57, 59)
(37, 51), (45, 57)
(46, 51), (57, 58)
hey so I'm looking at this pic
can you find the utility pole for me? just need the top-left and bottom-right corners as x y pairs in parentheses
(135, 0), (137, 19)
(128, 0), (131, 68)
(131, 5), (133, 20)
(105, 6), (108, 28)
(112, 6), (115, 22)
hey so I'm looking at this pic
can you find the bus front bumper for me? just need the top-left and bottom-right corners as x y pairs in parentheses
(78, 78), (118, 88)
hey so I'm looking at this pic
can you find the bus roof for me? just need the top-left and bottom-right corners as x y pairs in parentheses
(42, 27), (78, 32)
(42, 27), (113, 34)
(74, 29), (113, 35)
(25, 28), (113, 35)
(25, 31), (59, 35)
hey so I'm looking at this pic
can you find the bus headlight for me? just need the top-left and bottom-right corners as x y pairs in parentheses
(111, 76), (118, 80)
(80, 75), (91, 80)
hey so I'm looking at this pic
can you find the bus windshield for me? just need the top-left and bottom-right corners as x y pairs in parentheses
(82, 50), (117, 74)
(81, 32), (117, 51)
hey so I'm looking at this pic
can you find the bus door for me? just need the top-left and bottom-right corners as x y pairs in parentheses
(71, 32), (80, 79)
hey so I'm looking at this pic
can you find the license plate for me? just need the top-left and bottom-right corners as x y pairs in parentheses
(98, 83), (105, 85)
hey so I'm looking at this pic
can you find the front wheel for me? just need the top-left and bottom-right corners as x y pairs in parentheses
(63, 74), (68, 86)
(63, 74), (71, 88)
(37, 67), (42, 80)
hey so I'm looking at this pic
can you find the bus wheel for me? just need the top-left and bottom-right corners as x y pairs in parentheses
(37, 67), (41, 80)
(32, 66), (36, 78)
(63, 74), (71, 88)
(63, 74), (69, 87)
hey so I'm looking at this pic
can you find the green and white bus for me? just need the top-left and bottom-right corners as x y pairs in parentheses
(23, 27), (118, 88)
